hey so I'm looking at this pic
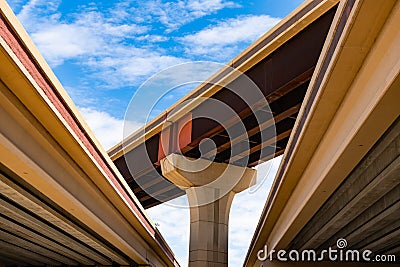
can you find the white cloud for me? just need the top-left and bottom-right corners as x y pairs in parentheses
(136, 34), (170, 42)
(142, 0), (240, 32)
(187, 0), (238, 14)
(85, 51), (186, 88)
(14, 1), (273, 89)
(6, 0), (29, 12)
(74, 10), (150, 38)
(17, 0), (60, 24)
(31, 24), (102, 66)
(119, 55), (186, 82)
(79, 107), (142, 150)
(15, 0), (185, 88)
(181, 15), (281, 60)
(229, 156), (282, 266)
(147, 197), (190, 266)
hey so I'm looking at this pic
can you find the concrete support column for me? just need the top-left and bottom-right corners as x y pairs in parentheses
(161, 154), (256, 267)
(187, 188), (234, 266)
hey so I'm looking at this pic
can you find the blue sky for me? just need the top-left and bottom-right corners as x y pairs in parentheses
(7, 0), (303, 265)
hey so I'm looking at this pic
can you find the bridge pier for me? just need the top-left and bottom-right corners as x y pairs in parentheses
(161, 154), (256, 267)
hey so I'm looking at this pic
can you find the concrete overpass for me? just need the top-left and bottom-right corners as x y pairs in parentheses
(1, 0), (398, 266)
(109, 0), (340, 209)
(108, 2), (343, 265)
(109, 0), (400, 266)
(245, 0), (400, 266)
(0, 1), (179, 266)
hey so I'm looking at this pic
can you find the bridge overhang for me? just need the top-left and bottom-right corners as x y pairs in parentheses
(0, 1), (179, 266)
(109, 0), (340, 209)
(245, 0), (400, 265)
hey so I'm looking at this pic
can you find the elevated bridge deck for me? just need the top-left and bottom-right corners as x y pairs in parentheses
(109, 0), (339, 209)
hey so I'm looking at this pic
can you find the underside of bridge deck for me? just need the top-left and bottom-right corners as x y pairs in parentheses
(0, 1), (179, 265)
(289, 116), (400, 258)
(110, 2), (338, 209)
(0, 164), (134, 266)
(244, 0), (400, 264)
